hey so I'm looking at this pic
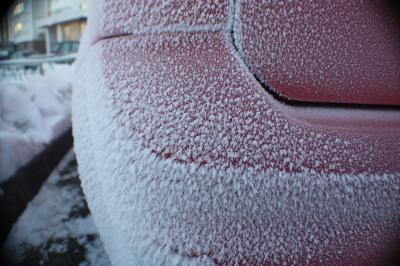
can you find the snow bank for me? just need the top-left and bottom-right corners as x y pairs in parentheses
(0, 64), (73, 181)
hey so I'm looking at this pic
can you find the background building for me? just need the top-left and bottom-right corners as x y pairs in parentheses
(7, 0), (47, 53)
(37, 0), (88, 54)
(0, 0), (88, 55)
(0, 15), (10, 47)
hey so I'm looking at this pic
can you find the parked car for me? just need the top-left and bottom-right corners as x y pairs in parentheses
(51, 41), (80, 55)
(11, 50), (39, 59)
(0, 49), (13, 60)
(73, 1), (400, 265)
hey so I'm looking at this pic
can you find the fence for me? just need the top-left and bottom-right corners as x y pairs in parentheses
(0, 53), (76, 80)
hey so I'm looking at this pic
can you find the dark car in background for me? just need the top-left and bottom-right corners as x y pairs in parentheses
(11, 49), (40, 59)
(51, 41), (80, 55)
(0, 48), (13, 60)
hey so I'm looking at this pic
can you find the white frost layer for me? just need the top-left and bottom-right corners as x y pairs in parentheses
(73, 43), (215, 266)
(99, 0), (229, 36)
(73, 37), (400, 266)
(0, 64), (73, 181)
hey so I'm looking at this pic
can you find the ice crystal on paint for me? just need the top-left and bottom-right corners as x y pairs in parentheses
(233, 0), (400, 105)
(73, 1), (400, 265)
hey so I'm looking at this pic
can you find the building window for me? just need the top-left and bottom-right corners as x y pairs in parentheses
(62, 21), (84, 41)
(80, 20), (87, 34)
(13, 2), (24, 16)
(80, 3), (88, 10)
(14, 22), (23, 34)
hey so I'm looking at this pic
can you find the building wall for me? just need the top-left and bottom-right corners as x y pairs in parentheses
(33, 0), (48, 28)
(8, 0), (34, 44)
(38, 0), (88, 53)
(6, 0), (47, 52)
(3, 0), (88, 53)
(49, 0), (88, 17)
(0, 16), (9, 46)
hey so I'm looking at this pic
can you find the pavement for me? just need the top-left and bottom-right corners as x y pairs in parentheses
(1, 151), (111, 266)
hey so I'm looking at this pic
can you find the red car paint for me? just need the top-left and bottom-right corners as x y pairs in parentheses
(74, 1), (400, 265)
(236, 0), (400, 106)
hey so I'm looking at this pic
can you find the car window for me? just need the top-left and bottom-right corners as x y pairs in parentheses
(71, 42), (79, 53)
(52, 43), (61, 54)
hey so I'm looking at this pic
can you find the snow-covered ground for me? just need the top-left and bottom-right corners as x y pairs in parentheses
(0, 63), (109, 265)
(0, 64), (73, 181)
(1, 150), (111, 266)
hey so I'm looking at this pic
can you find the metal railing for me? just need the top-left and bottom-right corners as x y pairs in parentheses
(0, 53), (76, 79)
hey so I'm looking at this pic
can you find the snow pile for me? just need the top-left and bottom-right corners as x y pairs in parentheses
(0, 64), (73, 181)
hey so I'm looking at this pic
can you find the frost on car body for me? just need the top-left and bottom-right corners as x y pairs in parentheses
(235, 0), (400, 105)
(72, 1), (400, 265)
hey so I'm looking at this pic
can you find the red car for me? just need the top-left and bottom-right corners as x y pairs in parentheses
(73, 1), (400, 265)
